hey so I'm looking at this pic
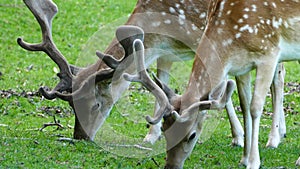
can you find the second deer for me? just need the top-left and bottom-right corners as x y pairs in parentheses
(120, 0), (300, 168)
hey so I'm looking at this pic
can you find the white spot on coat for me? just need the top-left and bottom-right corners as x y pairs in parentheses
(192, 24), (198, 31)
(239, 24), (254, 33)
(164, 19), (172, 24)
(235, 33), (241, 39)
(199, 12), (206, 19)
(222, 39), (233, 47)
(243, 14), (249, 19)
(152, 21), (161, 27)
(251, 4), (257, 12)
(244, 8), (250, 12)
(169, 7), (176, 13)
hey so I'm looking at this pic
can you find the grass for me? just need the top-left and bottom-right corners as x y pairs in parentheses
(0, 0), (299, 168)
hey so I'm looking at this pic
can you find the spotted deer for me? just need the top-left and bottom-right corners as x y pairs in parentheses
(116, 0), (300, 168)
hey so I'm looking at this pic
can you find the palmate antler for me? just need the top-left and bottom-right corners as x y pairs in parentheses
(17, 0), (73, 100)
(122, 39), (174, 124)
(121, 39), (236, 124)
(17, 0), (131, 101)
(54, 25), (145, 101)
(171, 80), (236, 123)
(96, 25), (145, 69)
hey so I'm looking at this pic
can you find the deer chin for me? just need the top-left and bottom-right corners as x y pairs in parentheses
(164, 146), (189, 169)
(71, 73), (132, 141)
(73, 103), (114, 141)
(164, 129), (200, 169)
(164, 164), (184, 169)
(163, 113), (204, 169)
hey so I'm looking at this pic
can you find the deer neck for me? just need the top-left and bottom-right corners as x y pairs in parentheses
(182, 35), (228, 109)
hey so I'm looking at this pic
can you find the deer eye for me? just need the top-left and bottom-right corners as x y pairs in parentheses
(91, 103), (100, 112)
(187, 131), (197, 142)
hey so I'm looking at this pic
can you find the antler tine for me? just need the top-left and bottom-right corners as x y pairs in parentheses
(96, 51), (120, 69)
(123, 39), (173, 125)
(172, 80), (236, 123)
(96, 26), (145, 70)
(116, 26), (144, 58)
(171, 101), (213, 123)
(54, 68), (115, 101)
(17, 0), (73, 99)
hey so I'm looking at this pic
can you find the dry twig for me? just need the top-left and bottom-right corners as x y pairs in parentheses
(40, 116), (64, 131)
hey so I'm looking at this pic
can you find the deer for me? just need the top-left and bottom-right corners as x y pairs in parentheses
(17, 0), (290, 150)
(113, 0), (300, 168)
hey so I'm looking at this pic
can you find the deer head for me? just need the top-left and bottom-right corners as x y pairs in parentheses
(17, 0), (144, 140)
(118, 39), (235, 168)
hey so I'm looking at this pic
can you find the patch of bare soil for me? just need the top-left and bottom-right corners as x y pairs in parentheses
(0, 89), (40, 99)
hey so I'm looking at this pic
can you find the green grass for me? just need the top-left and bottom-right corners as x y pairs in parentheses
(0, 0), (299, 168)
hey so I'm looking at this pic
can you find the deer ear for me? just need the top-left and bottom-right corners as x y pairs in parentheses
(116, 25), (144, 57)
(223, 80), (235, 103)
(209, 79), (236, 109)
(208, 81), (226, 101)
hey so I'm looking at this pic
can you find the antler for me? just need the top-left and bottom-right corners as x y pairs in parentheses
(96, 25), (145, 69)
(54, 68), (115, 101)
(172, 79), (236, 123)
(50, 25), (145, 101)
(120, 37), (236, 124)
(123, 39), (173, 124)
(17, 0), (73, 100)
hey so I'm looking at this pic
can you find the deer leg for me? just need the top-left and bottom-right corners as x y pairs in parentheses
(277, 64), (286, 139)
(225, 97), (244, 147)
(296, 156), (300, 166)
(143, 57), (173, 144)
(267, 63), (286, 148)
(248, 60), (278, 169)
(236, 73), (252, 166)
(143, 102), (162, 144)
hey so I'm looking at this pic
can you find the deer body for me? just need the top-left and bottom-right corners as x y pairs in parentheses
(178, 0), (300, 168)
(119, 0), (286, 147)
(123, 0), (300, 168)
